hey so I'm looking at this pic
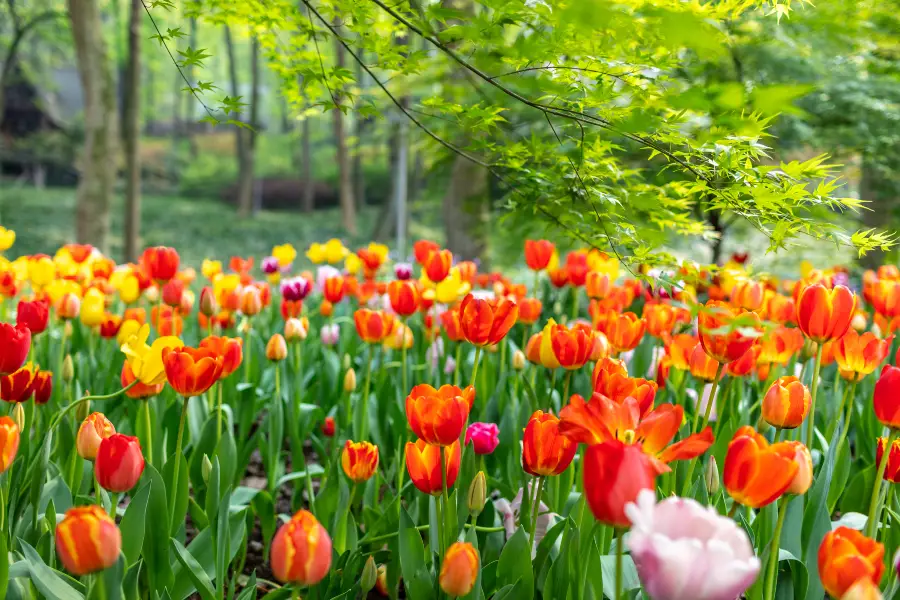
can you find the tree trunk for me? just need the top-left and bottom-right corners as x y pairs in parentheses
(186, 17), (198, 158)
(68, 0), (117, 253)
(442, 155), (488, 261)
(224, 26), (256, 217)
(859, 156), (896, 269)
(301, 114), (313, 212)
(248, 37), (260, 214)
(352, 45), (367, 214)
(332, 17), (356, 234)
(123, 0), (141, 262)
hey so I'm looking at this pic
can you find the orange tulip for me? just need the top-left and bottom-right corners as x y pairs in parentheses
(583, 439), (656, 527)
(388, 280), (419, 316)
(689, 343), (720, 382)
(121, 362), (164, 399)
(266, 334), (288, 361)
(162, 346), (224, 397)
(758, 326), (804, 367)
(322, 276), (345, 304)
(0, 362), (38, 403)
(440, 542), (479, 597)
(524, 239), (555, 271)
(598, 311), (645, 353)
(341, 440), (379, 483)
(698, 300), (760, 363)
(591, 365), (657, 416)
(523, 411), (577, 476)
(457, 261), (477, 284)
(424, 249), (453, 283)
(762, 375), (810, 429)
(876, 436), (900, 483)
(643, 302), (678, 339)
(589, 330), (611, 362)
(57, 292), (81, 319)
(766, 294), (796, 324)
(818, 527), (884, 599)
(55, 506), (122, 576)
(413, 240), (440, 264)
(517, 298), (542, 325)
(585, 271), (612, 300)
(141, 246), (180, 282)
(76, 412), (115, 460)
(440, 309), (465, 342)
(565, 252), (588, 287)
(840, 578), (884, 600)
(354, 309), (395, 343)
(873, 365), (900, 429)
(730, 279), (765, 311)
(796, 284), (856, 343)
(162, 279), (184, 307)
(872, 279), (900, 318)
(0, 416), (19, 473)
(270, 510), (332, 585)
(525, 332), (542, 365)
(549, 322), (593, 370)
(726, 344), (760, 377)
(198, 335), (243, 377)
(64, 243), (94, 264)
(723, 425), (798, 508)
(239, 286), (262, 316)
(785, 441), (813, 495)
(666, 334), (698, 371)
(405, 438), (460, 495)
(834, 331), (891, 382)
(547, 267), (569, 288)
(459, 294), (518, 347)
(406, 384), (474, 446)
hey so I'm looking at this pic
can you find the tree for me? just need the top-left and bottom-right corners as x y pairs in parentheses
(123, 0), (142, 261)
(331, 17), (357, 235)
(223, 26), (258, 217)
(68, 0), (117, 253)
(0, 0), (60, 122)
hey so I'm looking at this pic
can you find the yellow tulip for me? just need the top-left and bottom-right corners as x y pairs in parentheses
(324, 238), (349, 264)
(120, 324), (182, 386)
(587, 249), (619, 280)
(45, 279), (82, 306)
(29, 256), (56, 288)
(272, 243), (297, 268)
(117, 319), (143, 347)
(383, 322), (414, 350)
(0, 227), (15, 252)
(213, 273), (241, 306)
(116, 272), (141, 304)
(344, 253), (362, 275)
(539, 319), (561, 369)
(365, 242), (389, 264)
(433, 267), (471, 304)
(80, 288), (106, 327)
(306, 243), (327, 264)
(202, 259), (222, 280)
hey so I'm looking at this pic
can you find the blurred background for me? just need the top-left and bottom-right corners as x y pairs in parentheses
(1, 0), (898, 274)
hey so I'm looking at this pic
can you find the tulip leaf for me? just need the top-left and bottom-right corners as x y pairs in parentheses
(97, 555), (125, 600)
(827, 438), (852, 514)
(170, 507), (246, 600)
(164, 452), (190, 536)
(170, 539), (216, 600)
(775, 549), (808, 600)
(840, 465), (875, 515)
(398, 508), (434, 600)
(19, 539), (84, 600)
(598, 553), (640, 599)
(120, 482), (151, 566)
(496, 528), (534, 600)
(235, 572), (257, 600)
(141, 464), (174, 594)
(802, 428), (838, 600)
(274, 464), (325, 487)
(0, 536), (8, 600)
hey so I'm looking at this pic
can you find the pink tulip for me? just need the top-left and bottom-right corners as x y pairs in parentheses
(465, 422), (499, 455)
(625, 490), (760, 600)
(321, 324), (340, 347)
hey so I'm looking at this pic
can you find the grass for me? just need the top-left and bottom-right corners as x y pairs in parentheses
(0, 184), (386, 266)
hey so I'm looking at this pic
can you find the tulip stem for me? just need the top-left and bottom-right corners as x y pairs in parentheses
(440, 447), (450, 551)
(867, 429), (899, 538)
(46, 380), (140, 434)
(694, 363), (723, 434)
(561, 371), (572, 405)
(108, 492), (119, 519)
(764, 496), (789, 600)
(142, 399), (154, 467)
(170, 395), (190, 530)
(805, 344), (824, 451)
(614, 527), (624, 600)
(401, 317), (409, 394)
(454, 343), (461, 387)
(359, 524), (506, 546)
(834, 382), (857, 458)
(470, 347), (482, 390)
(94, 475), (103, 506)
(528, 476), (545, 553)
(359, 345), (374, 441)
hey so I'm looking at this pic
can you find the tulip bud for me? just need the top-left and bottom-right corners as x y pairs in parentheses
(62, 354), (74, 383)
(512, 349), (526, 371)
(343, 368), (357, 392)
(284, 317), (307, 342)
(894, 547), (900, 574)
(63, 320), (73, 337)
(95, 434), (145, 492)
(12, 402), (25, 433)
(143, 285), (159, 304)
(199, 286), (217, 317)
(468, 471), (487, 518)
(75, 397), (91, 422)
(342, 353), (352, 370)
(704, 457), (719, 496)
(202, 454), (213, 484)
(851, 312), (867, 332)
(266, 334), (288, 362)
(321, 416), (336, 437)
(76, 412), (115, 460)
(360, 556), (377, 594)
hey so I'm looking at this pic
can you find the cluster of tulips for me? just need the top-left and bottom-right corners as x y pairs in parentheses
(2, 223), (900, 599)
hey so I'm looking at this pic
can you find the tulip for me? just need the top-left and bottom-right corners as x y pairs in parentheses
(281, 276), (312, 302)
(95, 434), (145, 492)
(266, 334), (288, 362)
(0, 416), (20, 473)
(161, 279), (184, 307)
(16, 299), (49, 334)
(322, 275), (345, 304)
(584, 270), (611, 300)
(33, 369), (52, 404)
(459, 294), (518, 347)
(583, 439), (656, 527)
(0, 362), (37, 402)
(723, 426), (798, 508)
(76, 412), (116, 460)
(284, 317), (308, 342)
(141, 246), (180, 282)
(524, 239), (555, 271)
(354, 309), (395, 343)
(698, 300), (760, 364)
(0, 226), (14, 251)
(548, 322), (593, 370)
(766, 294), (796, 324)
(873, 365), (900, 429)
(99, 314), (122, 339)
(796, 283), (856, 343)
(406, 384), (474, 446)
(423, 249), (453, 283)
(395, 262), (413, 280)
(321, 323), (340, 346)
(834, 331), (891, 382)
(625, 489), (760, 600)
(465, 422), (499, 455)
(876, 436), (900, 482)
(761, 376), (811, 429)
(0, 323), (30, 376)
(413, 240), (440, 264)
(199, 286), (218, 316)
(599, 311), (645, 353)
(512, 349), (526, 371)
(548, 267), (569, 288)
(29, 255), (55, 288)
(55, 506), (122, 576)
(730, 279), (766, 311)
(162, 346), (224, 397)
(468, 471), (487, 517)
(440, 542), (479, 597)
(198, 335), (243, 377)
(666, 333), (698, 371)
(270, 510), (332, 584)
(341, 440), (379, 482)
(523, 411), (576, 477)
(388, 280), (419, 316)
(840, 578), (883, 600)
(121, 362), (164, 399)
(321, 416), (335, 437)
(785, 441), (813, 495)
(239, 286), (262, 316)
(818, 527), (884, 599)
(406, 438), (461, 495)
(120, 324), (183, 386)
(515, 298), (542, 326)
(592, 362), (657, 415)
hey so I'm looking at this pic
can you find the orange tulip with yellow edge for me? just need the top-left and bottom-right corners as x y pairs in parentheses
(406, 384), (474, 446)
(643, 302), (678, 339)
(459, 294), (518, 347)
(698, 300), (761, 364)
(270, 510), (332, 585)
(405, 439), (461, 495)
(598, 311), (645, 353)
(522, 411), (576, 476)
(161, 346), (223, 397)
(833, 331), (891, 382)
(341, 440), (379, 483)
(55, 506), (121, 576)
(354, 309), (395, 344)
(723, 425), (798, 508)
(796, 283), (856, 343)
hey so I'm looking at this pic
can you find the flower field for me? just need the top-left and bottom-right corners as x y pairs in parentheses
(0, 230), (899, 600)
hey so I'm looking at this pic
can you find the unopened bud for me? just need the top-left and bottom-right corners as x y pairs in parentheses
(343, 368), (357, 392)
(266, 334), (288, 362)
(199, 286), (218, 317)
(467, 471), (487, 518)
(12, 403), (25, 433)
(63, 321), (73, 337)
(360, 555), (377, 594)
(62, 354), (74, 383)
(284, 317), (308, 342)
(704, 457), (719, 495)
(144, 285), (159, 304)
(201, 454), (212, 484)
(512, 349), (526, 371)
(342, 353), (352, 370)
(75, 398), (91, 422)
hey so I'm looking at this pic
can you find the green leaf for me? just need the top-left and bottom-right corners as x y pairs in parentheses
(599, 553), (641, 598)
(164, 453), (189, 536)
(170, 539), (216, 600)
(19, 539), (84, 600)
(141, 464), (174, 594)
(496, 528), (533, 600)
(120, 483), (150, 566)
(398, 508), (433, 600)
(802, 432), (839, 600)
(170, 508), (247, 600)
